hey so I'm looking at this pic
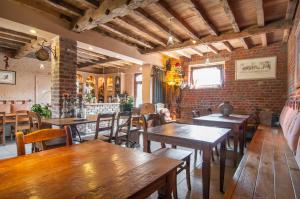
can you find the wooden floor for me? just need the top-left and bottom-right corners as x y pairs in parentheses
(0, 138), (238, 199)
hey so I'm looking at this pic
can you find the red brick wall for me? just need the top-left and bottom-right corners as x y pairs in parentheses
(177, 43), (287, 119)
(288, 4), (300, 98)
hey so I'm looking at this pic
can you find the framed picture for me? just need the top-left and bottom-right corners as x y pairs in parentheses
(235, 56), (277, 80)
(0, 70), (16, 85)
(295, 23), (300, 88)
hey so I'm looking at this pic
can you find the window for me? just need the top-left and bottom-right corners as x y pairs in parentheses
(190, 65), (224, 89)
(134, 74), (143, 107)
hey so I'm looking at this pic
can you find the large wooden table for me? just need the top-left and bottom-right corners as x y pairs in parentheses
(143, 123), (231, 199)
(0, 141), (181, 199)
(193, 113), (249, 166)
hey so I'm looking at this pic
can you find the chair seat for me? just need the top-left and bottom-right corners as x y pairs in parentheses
(152, 148), (192, 161)
(84, 134), (110, 142)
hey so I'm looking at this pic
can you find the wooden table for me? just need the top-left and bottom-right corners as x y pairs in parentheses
(0, 141), (181, 199)
(143, 123), (231, 199)
(193, 113), (249, 166)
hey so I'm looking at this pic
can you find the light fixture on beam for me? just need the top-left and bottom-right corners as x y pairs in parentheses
(167, 17), (175, 46)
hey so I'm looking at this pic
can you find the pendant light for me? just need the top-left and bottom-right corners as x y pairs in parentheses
(205, 45), (210, 65)
(167, 17), (174, 46)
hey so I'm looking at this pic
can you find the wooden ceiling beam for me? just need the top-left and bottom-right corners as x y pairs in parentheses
(256, 0), (265, 27)
(141, 19), (292, 54)
(115, 17), (167, 47)
(0, 27), (36, 40)
(223, 41), (233, 52)
(240, 38), (251, 49)
(39, 0), (83, 17)
(0, 33), (31, 43)
(73, 0), (159, 32)
(207, 44), (218, 54)
(156, 1), (199, 40)
(98, 23), (154, 49)
(189, 0), (218, 36)
(0, 42), (19, 50)
(77, 47), (107, 59)
(261, 33), (268, 47)
(79, 57), (119, 68)
(64, 0), (98, 9)
(0, 38), (25, 47)
(188, 48), (204, 56)
(161, 52), (180, 59)
(175, 50), (191, 58)
(132, 9), (182, 43)
(220, 0), (240, 32)
(286, 0), (299, 20)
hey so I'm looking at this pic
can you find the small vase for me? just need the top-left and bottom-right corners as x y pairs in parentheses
(219, 101), (233, 117)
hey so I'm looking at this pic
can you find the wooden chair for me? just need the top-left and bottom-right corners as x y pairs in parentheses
(0, 112), (6, 145)
(28, 111), (42, 132)
(94, 113), (116, 143)
(16, 126), (73, 156)
(141, 115), (192, 198)
(115, 112), (133, 147)
(12, 110), (30, 140)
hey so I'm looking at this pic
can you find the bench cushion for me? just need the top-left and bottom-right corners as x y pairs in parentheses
(0, 104), (11, 114)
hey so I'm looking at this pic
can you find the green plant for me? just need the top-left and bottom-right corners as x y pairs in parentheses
(31, 104), (52, 118)
(120, 96), (134, 112)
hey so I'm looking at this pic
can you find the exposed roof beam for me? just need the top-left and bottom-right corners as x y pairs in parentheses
(207, 44), (218, 54)
(77, 47), (107, 59)
(286, 0), (299, 20)
(261, 33), (268, 47)
(141, 19), (292, 54)
(0, 42), (20, 50)
(188, 48), (204, 56)
(14, 38), (44, 59)
(175, 50), (191, 58)
(0, 38), (25, 47)
(0, 27), (36, 40)
(256, 0), (265, 27)
(0, 32), (31, 43)
(156, 1), (199, 40)
(40, 0), (83, 17)
(219, 0), (240, 32)
(162, 52), (180, 59)
(132, 9), (182, 43)
(98, 23), (154, 49)
(223, 41), (233, 52)
(65, 0), (98, 9)
(240, 38), (250, 49)
(189, 0), (218, 35)
(282, 28), (290, 43)
(115, 17), (167, 47)
(73, 0), (159, 32)
(79, 57), (119, 68)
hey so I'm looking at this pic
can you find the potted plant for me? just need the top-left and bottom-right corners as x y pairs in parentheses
(120, 96), (134, 112)
(31, 104), (52, 118)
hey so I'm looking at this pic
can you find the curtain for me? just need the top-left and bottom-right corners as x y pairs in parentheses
(152, 66), (165, 104)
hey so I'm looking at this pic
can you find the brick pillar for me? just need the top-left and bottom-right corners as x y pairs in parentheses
(51, 37), (77, 118)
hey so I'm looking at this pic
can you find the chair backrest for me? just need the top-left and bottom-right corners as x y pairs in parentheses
(15, 110), (30, 132)
(116, 112), (132, 135)
(28, 111), (42, 132)
(16, 126), (73, 156)
(141, 114), (160, 132)
(0, 112), (5, 127)
(95, 113), (116, 141)
(140, 103), (155, 115)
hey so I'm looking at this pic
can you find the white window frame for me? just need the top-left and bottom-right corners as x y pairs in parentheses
(188, 61), (225, 89)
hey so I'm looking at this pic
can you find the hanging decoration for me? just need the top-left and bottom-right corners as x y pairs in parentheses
(165, 61), (183, 86)
(3, 56), (9, 69)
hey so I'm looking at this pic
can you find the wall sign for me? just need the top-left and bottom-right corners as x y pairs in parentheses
(0, 70), (16, 85)
(235, 56), (277, 80)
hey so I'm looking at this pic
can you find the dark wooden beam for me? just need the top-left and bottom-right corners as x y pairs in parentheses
(79, 57), (119, 68)
(286, 0), (299, 20)
(223, 41), (233, 52)
(64, 0), (98, 9)
(156, 1), (199, 40)
(256, 0), (265, 27)
(132, 9), (182, 43)
(0, 38), (25, 47)
(77, 47), (107, 59)
(0, 32), (31, 43)
(207, 44), (218, 54)
(189, 0), (218, 36)
(0, 42), (19, 50)
(73, 0), (159, 32)
(40, 0), (83, 17)
(115, 17), (167, 47)
(141, 19), (291, 54)
(98, 23), (154, 49)
(220, 0), (240, 32)
(240, 38), (251, 49)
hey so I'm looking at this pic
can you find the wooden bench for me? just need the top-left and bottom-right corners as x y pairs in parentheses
(224, 125), (300, 198)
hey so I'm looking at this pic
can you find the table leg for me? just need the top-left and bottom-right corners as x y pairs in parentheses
(233, 126), (239, 167)
(158, 169), (176, 199)
(220, 140), (226, 193)
(143, 133), (151, 153)
(71, 125), (82, 142)
(239, 124), (245, 156)
(202, 147), (211, 199)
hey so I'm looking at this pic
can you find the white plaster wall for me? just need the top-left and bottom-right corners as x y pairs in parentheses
(0, 53), (51, 105)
